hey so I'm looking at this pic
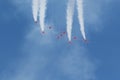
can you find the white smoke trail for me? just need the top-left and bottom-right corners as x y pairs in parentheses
(66, 0), (75, 41)
(76, 0), (86, 40)
(32, 0), (39, 22)
(39, 0), (47, 32)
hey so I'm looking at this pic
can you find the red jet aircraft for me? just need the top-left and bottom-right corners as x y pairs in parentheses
(68, 41), (72, 44)
(83, 39), (88, 43)
(41, 31), (45, 34)
(73, 36), (77, 40)
(48, 26), (52, 29)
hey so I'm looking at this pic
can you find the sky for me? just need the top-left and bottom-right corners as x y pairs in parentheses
(0, 0), (120, 80)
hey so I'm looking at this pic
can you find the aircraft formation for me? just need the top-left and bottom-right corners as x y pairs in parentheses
(35, 24), (88, 44)
(32, 0), (88, 44)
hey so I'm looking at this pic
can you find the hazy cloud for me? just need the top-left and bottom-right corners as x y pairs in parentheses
(1, 26), (96, 80)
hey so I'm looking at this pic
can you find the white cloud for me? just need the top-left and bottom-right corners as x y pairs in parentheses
(58, 46), (96, 80)
(83, 0), (113, 32)
(2, 0), (107, 79)
(10, 55), (47, 80)
(1, 26), (97, 80)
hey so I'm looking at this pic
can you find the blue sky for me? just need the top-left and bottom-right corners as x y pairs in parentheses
(0, 0), (120, 80)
